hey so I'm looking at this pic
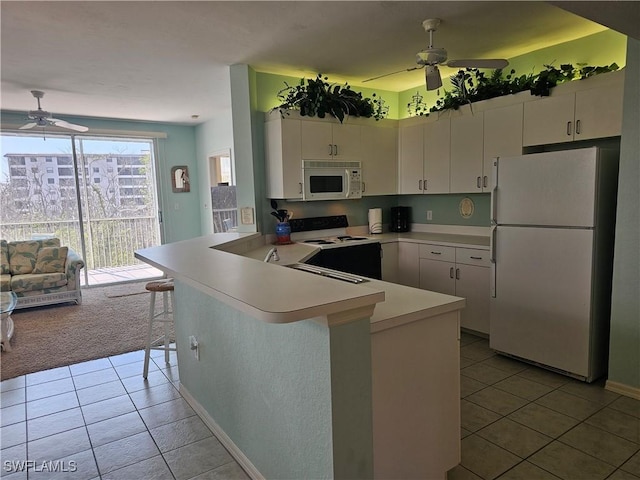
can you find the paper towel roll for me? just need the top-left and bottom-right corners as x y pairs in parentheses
(368, 208), (382, 234)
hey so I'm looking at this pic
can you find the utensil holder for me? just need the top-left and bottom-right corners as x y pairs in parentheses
(275, 222), (291, 244)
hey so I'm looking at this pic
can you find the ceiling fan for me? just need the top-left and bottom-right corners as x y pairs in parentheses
(19, 90), (89, 132)
(364, 18), (509, 90)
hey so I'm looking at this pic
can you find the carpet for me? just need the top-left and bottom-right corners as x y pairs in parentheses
(0, 281), (175, 380)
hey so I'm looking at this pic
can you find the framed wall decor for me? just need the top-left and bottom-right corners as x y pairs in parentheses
(171, 166), (190, 193)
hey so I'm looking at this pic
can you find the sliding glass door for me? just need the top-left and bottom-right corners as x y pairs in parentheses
(0, 132), (162, 285)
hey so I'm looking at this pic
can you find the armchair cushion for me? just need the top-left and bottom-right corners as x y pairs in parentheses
(8, 238), (60, 275)
(11, 273), (68, 293)
(33, 246), (68, 274)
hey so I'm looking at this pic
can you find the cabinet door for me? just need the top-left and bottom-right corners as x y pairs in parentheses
(455, 264), (490, 334)
(423, 118), (450, 194)
(361, 125), (397, 196)
(398, 124), (424, 194)
(332, 123), (362, 158)
(574, 85), (623, 140)
(483, 104), (523, 191)
(381, 242), (399, 283)
(523, 94), (575, 146)
(264, 117), (303, 199)
(300, 121), (333, 159)
(450, 112), (484, 193)
(419, 258), (456, 295)
(398, 242), (419, 287)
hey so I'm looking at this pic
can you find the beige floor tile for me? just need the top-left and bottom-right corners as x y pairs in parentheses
(508, 403), (580, 438)
(1, 376), (25, 392)
(607, 469), (640, 480)
(93, 431), (160, 475)
(493, 375), (554, 401)
(517, 368), (570, 389)
(26, 391), (79, 420)
(27, 426), (91, 462)
(27, 408), (85, 441)
(86, 411), (147, 447)
(559, 380), (620, 406)
(189, 461), (250, 480)
(0, 421), (26, 449)
(80, 394), (136, 425)
(69, 358), (112, 376)
(535, 389), (603, 420)
(621, 450), (640, 475)
(75, 380), (127, 406)
(128, 382), (181, 410)
(461, 434), (521, 480)
(149, 415), (213, 453)
(25, 366), (71, 387)
(0, 388), (25, 408)
(461, 342), (496, 362)
(114, 359), (158, 380)
(26, 377), (75, 402)
(163, 436), (233, 480)
(121, 369), (170, 394)
(462, 363), (513, 386)
(496, 461), (561, 479)
(461, 375), (488, 398)
(138, 397), (195, 430)
(480, 356), (529, 375)
(71, 368), (119, 390)
(1, 403), (26, 427)
(461, 356), (478, 369)
(461, 399), (502, 433)
(585, 407), (640, 443)
(447, 464), (483, 480)
(559, 422), (640, 467)
(27, 448), (99, 480)
(476, 417), (552, 458)
(609, 396), (640, 419)
(529, 441), (616, 480)
(101, 454), (174, 480)
(467, 387), (529, 416)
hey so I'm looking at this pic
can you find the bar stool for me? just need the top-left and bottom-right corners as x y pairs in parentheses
(143, 279), (176, 379)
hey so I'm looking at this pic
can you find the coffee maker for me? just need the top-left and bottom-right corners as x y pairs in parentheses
(390, 206), (410, 232)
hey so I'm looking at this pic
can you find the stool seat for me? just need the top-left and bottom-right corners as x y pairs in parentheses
(143, 278), (176, 378)
(145, 280), (174, 292)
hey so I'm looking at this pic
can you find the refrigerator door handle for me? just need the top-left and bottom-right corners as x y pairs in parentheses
(490, 158), (498, 225)
(490, 225), (497, 298)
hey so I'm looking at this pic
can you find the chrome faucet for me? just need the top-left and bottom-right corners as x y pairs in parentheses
(263, 247), (280, 263)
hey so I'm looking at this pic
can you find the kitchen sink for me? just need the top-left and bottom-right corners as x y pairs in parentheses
(286, 263), (369, 284)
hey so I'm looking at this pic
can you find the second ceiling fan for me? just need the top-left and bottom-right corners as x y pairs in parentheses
(364, 18), (509, 90)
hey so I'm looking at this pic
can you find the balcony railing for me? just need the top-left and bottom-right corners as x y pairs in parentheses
(0, 216), (160, 271)
(213, 208), (238, 232)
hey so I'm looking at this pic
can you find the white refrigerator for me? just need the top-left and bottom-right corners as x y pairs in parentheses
(489, 147), (619, 382)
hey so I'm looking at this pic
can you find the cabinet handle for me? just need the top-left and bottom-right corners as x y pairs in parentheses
(299, 182), (303, 194)
(477, 176), (481, 189)
(418, 179), (423, 190)
(456, 268), (460, 280)
(333, 144), (338, 156)
(431, 251), (442, 255)
(362, 182), (366, 193)
(328, 144), (333, 155)
(483, 175), (488, 188)
(576, 119), (581, 135)
(450, 267), (454, 279)
(567, 121), (572, 136)
(470, 256), (483, 260)
(424, 179), (428, 190)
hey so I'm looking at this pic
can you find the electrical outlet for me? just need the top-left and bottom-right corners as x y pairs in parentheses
(427, 210), (433, 221)
(189, 335), (199, 360)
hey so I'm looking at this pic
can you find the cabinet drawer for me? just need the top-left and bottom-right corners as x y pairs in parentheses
(418, 244), (455, 262)
(456, 248), (490, 267)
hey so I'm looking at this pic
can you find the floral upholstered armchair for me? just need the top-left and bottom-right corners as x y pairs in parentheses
(0, 238), (85, 309)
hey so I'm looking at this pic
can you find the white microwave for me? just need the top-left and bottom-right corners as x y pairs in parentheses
(302, 160), (362, 201)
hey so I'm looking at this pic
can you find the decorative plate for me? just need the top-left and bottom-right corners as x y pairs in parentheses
(459, 197), (474, 219)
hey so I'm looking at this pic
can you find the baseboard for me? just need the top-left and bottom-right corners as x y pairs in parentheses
(179, 385), (264, 480)
(605, 380), (640, 400)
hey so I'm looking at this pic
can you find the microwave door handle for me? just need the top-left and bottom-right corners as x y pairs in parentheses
(344, 170), (351, 198)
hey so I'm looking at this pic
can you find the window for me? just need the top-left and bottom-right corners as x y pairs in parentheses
(46, 157), (52, 163)
(46, 167), (54, 173)
(107, 167), (113, 173)
(93, 178), (101, 184)
(30, 157), (38, 162)
(47, 178), (55, 184)
(93, 167), (100, 173)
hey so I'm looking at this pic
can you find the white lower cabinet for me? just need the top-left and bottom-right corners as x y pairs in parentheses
(418, 244), (490, 334)
(397, 242), (420, 287)
(381, 242), (399, 283)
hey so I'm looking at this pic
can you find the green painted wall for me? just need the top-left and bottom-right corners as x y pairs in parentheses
(608, 38), (640, 390)
(400, 193), (491, 227)
(0, 111), (200, 243)
(398, 29), (628, 119)
(173, 280), (373, 478)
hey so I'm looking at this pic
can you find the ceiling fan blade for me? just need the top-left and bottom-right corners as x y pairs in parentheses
(425, 65), (442, 91)
(19, 122), (38, 130)
(363, 66), (422, 83)
(50, 118), (89, 132)
(446, 59), (509, 69)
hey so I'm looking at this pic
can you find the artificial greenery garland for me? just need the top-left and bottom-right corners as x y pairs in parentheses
(273, 74), (388, 123)
(409, 63), (620, 116)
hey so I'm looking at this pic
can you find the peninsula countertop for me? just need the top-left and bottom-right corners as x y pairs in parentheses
(135, 233), (465, 330)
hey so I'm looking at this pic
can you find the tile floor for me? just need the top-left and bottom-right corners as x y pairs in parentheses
(1, 333), (639, 480)
(449, 333), (640, 480)
(0, 347), (249, 480)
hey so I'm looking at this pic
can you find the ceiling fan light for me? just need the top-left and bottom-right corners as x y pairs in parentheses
(425, 65), (442, 90)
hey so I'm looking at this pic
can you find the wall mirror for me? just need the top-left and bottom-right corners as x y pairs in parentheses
(171, 166), (190, 193)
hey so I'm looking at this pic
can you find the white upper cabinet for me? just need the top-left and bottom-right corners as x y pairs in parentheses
(423, 117), (450, 194)
(398, 122), (424, 194)
(523, 70), (624, 146)
(483, 103), (524, 190)
(398, 117), (450, 194)
(449, 111), (483, 193)
(361, 124), (398, 196)
(301, 121), (361, 159)
(265, 115), (303, 199)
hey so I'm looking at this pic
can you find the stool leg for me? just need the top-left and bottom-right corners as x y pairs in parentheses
(163, 291), (170, 364)
(143, 290), (156, 379)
